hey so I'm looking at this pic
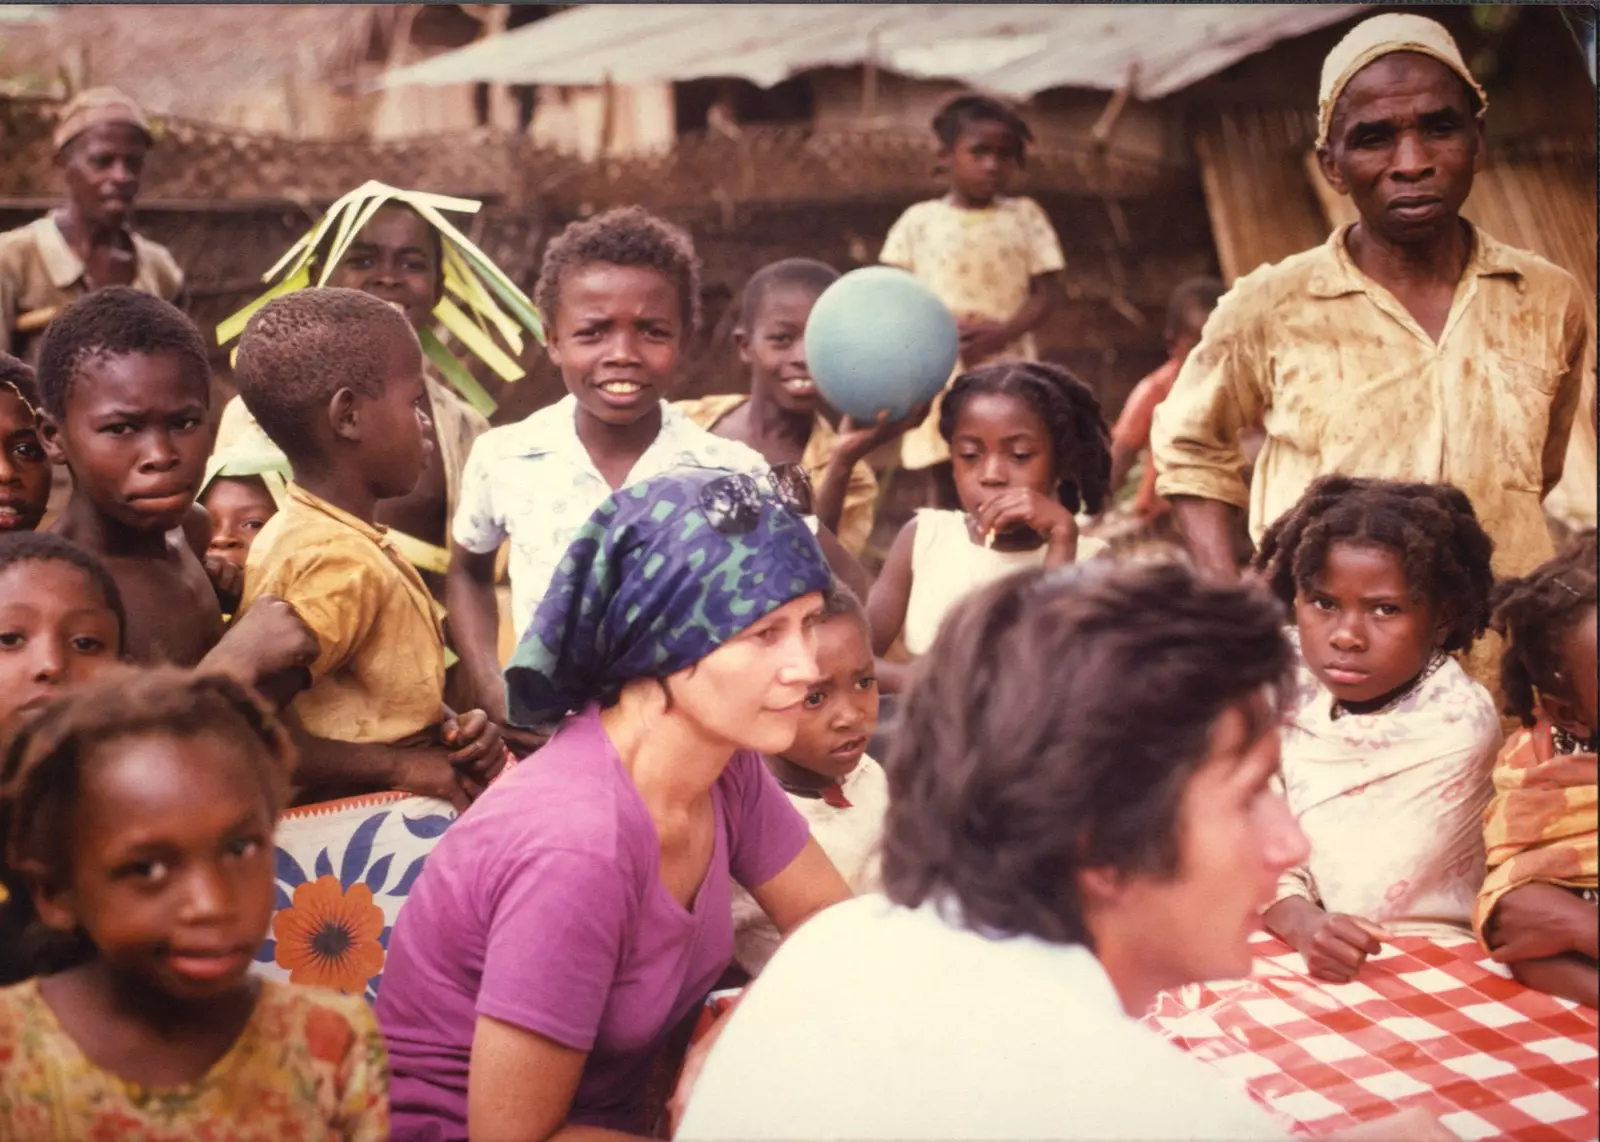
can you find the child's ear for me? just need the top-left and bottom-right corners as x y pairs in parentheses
(38, 415), (69, 466)
(17, 860), (78, 935)
(733, 325), (753, 365)
(328, 388), (362, 444)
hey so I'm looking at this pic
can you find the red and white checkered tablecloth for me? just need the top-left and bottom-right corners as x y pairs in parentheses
(1145, 932), (1599, 1140)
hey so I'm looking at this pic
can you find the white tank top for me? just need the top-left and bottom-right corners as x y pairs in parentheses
(902, 509), (1107, 656)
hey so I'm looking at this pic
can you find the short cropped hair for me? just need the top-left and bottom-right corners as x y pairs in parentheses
(932, 93), (1035, 165)
(881, 560), (1292, 947)
(738, 258), (839, 329)
(35, 287), (210, 421)
(0, 531), (124, 650)
(536, 206), (702, 333)
(234, 287), (415, 464)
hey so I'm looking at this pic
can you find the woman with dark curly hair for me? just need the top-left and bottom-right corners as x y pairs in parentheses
(866, 359), (1111, 692)
(1254, 475), (1503, 984)
(679, 559), (1312, 1140)
(379, 467), (852, 1141)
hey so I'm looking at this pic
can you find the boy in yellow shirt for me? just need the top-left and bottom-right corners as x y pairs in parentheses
(235, 287), (502, 809)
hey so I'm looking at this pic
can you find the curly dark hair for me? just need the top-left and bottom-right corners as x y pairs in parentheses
(0, 666), (293, 983)
(234, 286), (416, 466)
(35, 287), (210, 421)
(738, 257), (838, 330)
(932, 93), (1034, 166)
(0, 351), (39, 412)
(938, 359), (1113, 515)
(1490, 529), (1597, 727)
(535, 206), (702, 334)
(1252, 475), (1496, 655)
(0, 531), (124, 651)
(881, 559), (1292, 946)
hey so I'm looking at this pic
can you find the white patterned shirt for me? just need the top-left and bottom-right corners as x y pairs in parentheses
(1275, 649), (1503, 938)
(452, 396), (770, 639)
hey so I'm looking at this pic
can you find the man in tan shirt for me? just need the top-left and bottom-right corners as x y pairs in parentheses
(1152, 14), (1590, 589)
(0, 88), (184, 362)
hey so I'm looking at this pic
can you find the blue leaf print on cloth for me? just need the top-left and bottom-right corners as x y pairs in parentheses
(340, 811), (390, 889)
(314, 848), (334, 880)
(403, 813), (453, 839)
(365, 854), (394, 895)
(390, 854), (429, 896)
(275, 848), (307, 889)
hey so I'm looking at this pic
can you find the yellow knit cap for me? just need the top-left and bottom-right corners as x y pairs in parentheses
(1316, 14), (1488, 148)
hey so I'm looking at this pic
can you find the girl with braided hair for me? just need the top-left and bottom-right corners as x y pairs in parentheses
(866, 360), (1111, 692)
(1255, 475), (1502, 983)
(1475, 529), (1596, 1008)
(0, 666), (390, 1138)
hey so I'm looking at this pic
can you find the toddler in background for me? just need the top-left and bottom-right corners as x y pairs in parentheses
(0, 667), (389, 1139)
(868, 360), (1110, 692)
(881, 93), (1065, 506)
(731, 582), (887, 976)
(1476, 529), (1597, 1009)
(0, 352), (49, 534)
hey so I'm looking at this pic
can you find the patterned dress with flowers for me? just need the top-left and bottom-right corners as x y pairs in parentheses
(0, 977), (389, 1141)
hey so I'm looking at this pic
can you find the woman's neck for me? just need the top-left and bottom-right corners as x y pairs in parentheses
(600, 682), (735, 813)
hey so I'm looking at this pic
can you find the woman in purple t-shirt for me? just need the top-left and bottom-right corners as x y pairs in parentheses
(377, 468), (853, 1141)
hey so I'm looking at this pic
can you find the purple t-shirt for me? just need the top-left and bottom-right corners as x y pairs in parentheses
(375, 705), (810, 1140)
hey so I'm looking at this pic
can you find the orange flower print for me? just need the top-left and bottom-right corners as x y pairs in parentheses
(304, 1003), (354, 1065)
(274, 874), (385, 994)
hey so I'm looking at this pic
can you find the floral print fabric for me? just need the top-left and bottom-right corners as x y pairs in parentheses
(0, 977), (389, 1141)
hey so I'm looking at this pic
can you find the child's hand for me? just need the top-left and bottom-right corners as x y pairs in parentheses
(833, 404), (932, 465)
(394, 750), (473, 813)
(205, 596), (319, 690)
(204, 554), (244, 614)
(957, 316), (1011, 365)
(442, 708), (506, 798)
(1294, 912), (1392, 983)
(1487, 882), (1597, 963)
(972, 488), (1076, 547)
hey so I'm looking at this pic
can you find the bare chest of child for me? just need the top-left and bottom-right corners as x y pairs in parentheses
(107, 532), (225, 666)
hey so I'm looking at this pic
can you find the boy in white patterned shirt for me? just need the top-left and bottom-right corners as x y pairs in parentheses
(449, 208), (862, 750)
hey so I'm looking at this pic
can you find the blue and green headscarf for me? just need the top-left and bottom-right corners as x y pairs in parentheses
(506, 467), (831, 728)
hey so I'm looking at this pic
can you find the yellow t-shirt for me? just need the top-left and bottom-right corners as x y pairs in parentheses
(880, 196), (1066, 470)
(0, 977), (389, 1141)
(240, 484), (446, 744)
(674, 392), (880, 555)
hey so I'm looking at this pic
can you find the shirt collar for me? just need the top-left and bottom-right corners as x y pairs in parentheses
(285, 483), (392, 548)
(1308, 220), (1524, 300)
(31, 215), (86, 290)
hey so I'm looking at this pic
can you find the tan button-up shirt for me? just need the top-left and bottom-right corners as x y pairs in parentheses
(0, 214), (184, 360)
(1152, 223), (1590, 580)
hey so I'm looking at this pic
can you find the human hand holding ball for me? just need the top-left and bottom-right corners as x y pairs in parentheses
(805, 267), (960, 424)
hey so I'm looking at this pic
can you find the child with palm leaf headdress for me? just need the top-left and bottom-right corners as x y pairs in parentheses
(208, 183), (541, 644)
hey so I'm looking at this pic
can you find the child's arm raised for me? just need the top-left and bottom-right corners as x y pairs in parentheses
(812, 406), (928, 545)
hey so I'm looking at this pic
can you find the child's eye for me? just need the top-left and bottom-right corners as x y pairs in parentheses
(803, 691), (826, 709)
(12, 440), (45, 462)
(174, 417), (202, 432)
(857, 676), (878, 692)
(228, 836), (262, 859)
(1010, 452), (1035, 463)
(1374, 603), (1402, 617)
(122, 859), (169, 885)
(956, 451), (981, 463)
(767, 334), (793, 347)
(0, 632), (24, 650)
(244, 519), (267, 532)
(100, 423), (133, 437)
(402, 258), (430, 274)
(70, 636), (106, 654)
(1311, 597), (1337, 612)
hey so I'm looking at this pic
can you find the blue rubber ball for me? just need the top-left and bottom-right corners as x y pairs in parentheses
(804, 266), (959, 422)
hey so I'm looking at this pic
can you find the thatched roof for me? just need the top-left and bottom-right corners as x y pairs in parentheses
(23, 5), (408, 119)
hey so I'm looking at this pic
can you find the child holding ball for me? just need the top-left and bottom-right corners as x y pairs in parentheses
(867, 360), (1111, 692)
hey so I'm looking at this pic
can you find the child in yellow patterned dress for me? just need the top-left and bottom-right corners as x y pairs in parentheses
(880, 93), (1065, 507)
(0, 666), (389, 1140)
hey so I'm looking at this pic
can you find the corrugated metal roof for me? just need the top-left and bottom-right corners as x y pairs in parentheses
(378, 3), (1366, 100)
